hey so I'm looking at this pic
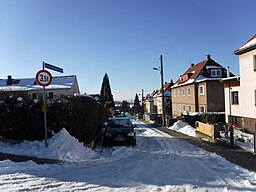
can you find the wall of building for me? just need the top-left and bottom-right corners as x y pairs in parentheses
(243, 116), (256, 132)
(239, 50), (256, 120)
(172, 84), (196, 117)
(224, 86), (241, 123)
(145, 99), (154, 114)
(206, 81), (225, 112)
(197, 82), (207, 112)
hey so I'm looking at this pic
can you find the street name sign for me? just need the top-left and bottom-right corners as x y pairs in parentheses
(44, 63), (63, 73)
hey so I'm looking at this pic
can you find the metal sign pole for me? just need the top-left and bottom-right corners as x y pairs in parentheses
(42, 62), (48, 147)
(36, 61), (62, 148)
(43, 86), (48, 147)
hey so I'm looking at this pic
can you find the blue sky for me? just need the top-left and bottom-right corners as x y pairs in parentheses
(0, 0), (255, 101)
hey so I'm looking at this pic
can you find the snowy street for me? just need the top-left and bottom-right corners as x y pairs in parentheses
(1, 121), (256, 191)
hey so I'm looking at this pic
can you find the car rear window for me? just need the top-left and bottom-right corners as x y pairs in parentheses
(109, 119), (132, 128)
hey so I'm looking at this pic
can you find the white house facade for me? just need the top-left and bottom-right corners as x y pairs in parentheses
(223, 34), (256, 131)
(144, 94), (154, 114)
(0, 75), (80, 100)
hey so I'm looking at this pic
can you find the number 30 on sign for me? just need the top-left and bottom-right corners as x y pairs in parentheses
(36, 70), (52, 87)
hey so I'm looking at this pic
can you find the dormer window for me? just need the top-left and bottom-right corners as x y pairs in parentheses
(13, 80), (20, 84)
(211, 69), (222, 77)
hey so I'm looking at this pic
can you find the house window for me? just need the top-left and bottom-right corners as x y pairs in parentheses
(13, 80), (20, 84)
(49, 92), (54, 99)
(199, 85), (204, 95)
(187, 87), (191, 96)
(231, 91), (239, 105)
(178, 104), (181, 111)
(182, 104), (186, 112)
(182, 89), (185, 96)
(174, 104), (177, 111)
(254, 55), (256, 71)
(211, 69), (222, 77)
(254, 90), (256, 106)
(178, 89), (180, 97)
(200, 105), (205, 113)
(173, 90), (176, 97)
(188, 105), (192, 112)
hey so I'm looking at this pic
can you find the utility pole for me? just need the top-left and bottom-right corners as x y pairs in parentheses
(153, 55), (166, 127)
(141, 88), (144, 115)
(160, 55), (166, 127)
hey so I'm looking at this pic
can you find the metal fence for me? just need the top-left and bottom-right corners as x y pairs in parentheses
(218, 125), (255, 153)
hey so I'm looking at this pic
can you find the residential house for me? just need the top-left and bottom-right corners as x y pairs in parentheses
(222, 76), (240, 125)
(0, 75), (80, 100)
(171, 55), (230, 117)
(153, 80), (174, 115)
(222, 34), (256, 132)
(144, 93), (154, 114)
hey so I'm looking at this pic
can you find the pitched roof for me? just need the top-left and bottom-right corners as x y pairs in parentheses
(0, 75), (77, 92)
(234, 34), (256, 55)
(164, 80), (174, 91)
(172, 55), (226, 88)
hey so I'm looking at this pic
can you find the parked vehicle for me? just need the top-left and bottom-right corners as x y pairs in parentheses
(103, 117), (136, 146)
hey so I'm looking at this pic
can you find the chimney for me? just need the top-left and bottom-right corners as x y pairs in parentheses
(227, 66), (230, 78)
(7, 75), (13, 85)
(206, 54), (211, 60)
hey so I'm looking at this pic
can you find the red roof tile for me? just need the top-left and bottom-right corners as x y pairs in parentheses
(174, 55), (223, 86)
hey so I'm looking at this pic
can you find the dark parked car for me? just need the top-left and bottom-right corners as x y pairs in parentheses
(103, 117), (136, 146)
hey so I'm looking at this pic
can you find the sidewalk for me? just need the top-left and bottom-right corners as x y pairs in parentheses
(156, 127), (256, 172)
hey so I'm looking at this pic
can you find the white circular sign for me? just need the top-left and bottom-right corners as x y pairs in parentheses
(35, 70), (52, 86)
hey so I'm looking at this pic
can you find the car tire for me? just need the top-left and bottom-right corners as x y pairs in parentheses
(131, 141), (136, 147)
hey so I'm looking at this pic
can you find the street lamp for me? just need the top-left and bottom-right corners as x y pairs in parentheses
(153, 55), (166, 127)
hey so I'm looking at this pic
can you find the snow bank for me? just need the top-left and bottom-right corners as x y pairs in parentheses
(168, 120), (196, 137)
(0, 128), (94, 162)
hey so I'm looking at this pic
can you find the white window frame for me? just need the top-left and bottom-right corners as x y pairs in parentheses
(187, 87), (191, 96)
(211, 69), (222, 77)
(254, 90), (256, 106)
(178, 89), (180, 97)
(178, 104), (181, 112)
(199, 85), (204, 95)
(182, 104), (186, 112)
(231, 91), (239, 105)
(182, 89), (185, 96)
(253, 55), (256, 71)
(173, 90), (176, 97)
(174, 104), (177, 111)
(188, 105), (192, 112)
(200, 105), (205, 113)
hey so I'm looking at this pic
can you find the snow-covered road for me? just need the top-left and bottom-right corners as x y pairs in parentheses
(1, 121), (256, 191)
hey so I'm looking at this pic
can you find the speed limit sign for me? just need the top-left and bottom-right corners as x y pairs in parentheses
(36, 70), (52, 87)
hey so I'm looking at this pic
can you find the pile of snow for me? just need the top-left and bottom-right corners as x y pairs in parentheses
(168, 120), (196, 137)
(0, 128), (94, 162)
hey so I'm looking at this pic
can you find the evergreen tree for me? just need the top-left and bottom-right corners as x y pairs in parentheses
(133, 94), (141, 115)
(134, 94), (140, 106)
(121, 100), (129, 113)
(100, 73), (114, 106)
